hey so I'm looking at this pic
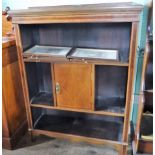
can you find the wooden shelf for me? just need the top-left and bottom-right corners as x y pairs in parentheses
(23, 56), (129, 67)
(30, 104), (125, 117)
(69, 59), (129, 66)
(23, 45), (129, 67)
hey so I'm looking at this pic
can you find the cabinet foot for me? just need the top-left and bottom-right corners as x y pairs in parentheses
(29, 131), (37, 142)
(119, 146), (127, 155)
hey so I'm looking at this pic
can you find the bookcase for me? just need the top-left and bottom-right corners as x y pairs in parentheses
(10, 3), (142, 155)
(133, 35), (153, 154)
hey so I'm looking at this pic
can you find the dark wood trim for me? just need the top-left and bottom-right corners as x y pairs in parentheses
(12, 14), (140, 24)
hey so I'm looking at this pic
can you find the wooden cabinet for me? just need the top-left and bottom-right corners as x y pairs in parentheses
(10, 3), (142, 155)
(54, 63), (94, 110)
(2, 37), (27, 149)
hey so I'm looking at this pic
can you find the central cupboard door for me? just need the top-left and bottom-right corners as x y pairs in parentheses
(54, 63), (94, 110)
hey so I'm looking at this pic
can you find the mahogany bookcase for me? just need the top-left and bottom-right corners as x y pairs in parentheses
(10, 3), (142, 155)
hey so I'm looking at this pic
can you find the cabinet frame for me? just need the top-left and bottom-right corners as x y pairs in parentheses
(12, 3), (142, 155)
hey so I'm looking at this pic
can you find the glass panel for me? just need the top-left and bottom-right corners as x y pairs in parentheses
(24, 45), (72, 57)
(69, 48), (119, 61)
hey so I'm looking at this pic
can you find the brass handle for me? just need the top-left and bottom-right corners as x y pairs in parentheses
(56, 82), (60, 94)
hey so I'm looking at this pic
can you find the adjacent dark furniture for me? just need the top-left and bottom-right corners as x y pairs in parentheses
(2, 37), (27, 149)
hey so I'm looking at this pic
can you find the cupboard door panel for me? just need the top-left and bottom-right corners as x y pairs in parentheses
(54, 63), (94, 110)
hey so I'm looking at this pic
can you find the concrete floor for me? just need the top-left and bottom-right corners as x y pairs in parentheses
(2, 133), (152, 155)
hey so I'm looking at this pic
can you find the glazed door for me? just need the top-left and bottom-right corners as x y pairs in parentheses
(54, 63), (94, 110)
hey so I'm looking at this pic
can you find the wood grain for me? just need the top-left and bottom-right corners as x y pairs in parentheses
(54, 63), (94, 110)
(9, 3), (142, 24)
(2, 39), (27, 149)
(121, 22), (139, 155)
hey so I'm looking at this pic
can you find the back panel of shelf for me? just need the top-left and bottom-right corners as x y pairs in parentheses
(95, 65), (128, 114)
(25, 62), (54, 106)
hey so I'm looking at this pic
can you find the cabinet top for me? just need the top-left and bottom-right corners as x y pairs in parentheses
(9, 2), (143, 24)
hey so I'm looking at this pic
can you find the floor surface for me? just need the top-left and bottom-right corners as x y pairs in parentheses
(2, 133), (152, 155)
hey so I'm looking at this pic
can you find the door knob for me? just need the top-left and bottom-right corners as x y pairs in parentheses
(56, 82), (60, 94)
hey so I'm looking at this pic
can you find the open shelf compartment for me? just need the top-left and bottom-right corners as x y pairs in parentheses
(25, 62), (54, 106)
(95, 65), (128, 114)
(32, 107), (124, 142)
(20, 23), (131, 62)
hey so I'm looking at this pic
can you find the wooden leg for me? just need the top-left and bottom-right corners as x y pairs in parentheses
(119, 145), (127, 155)
(29, 131), (37, 142)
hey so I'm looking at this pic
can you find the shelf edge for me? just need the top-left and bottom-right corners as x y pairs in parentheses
(30, 104), (125, 117)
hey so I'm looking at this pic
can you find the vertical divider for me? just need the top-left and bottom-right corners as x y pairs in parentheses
(51, 63), (57, 107)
